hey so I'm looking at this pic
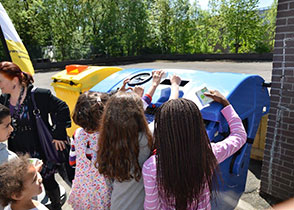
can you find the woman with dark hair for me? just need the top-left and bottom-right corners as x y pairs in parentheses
(143, 91), (247, 210)
(0, 61), (71, 210)
(96, 91), (153, 210)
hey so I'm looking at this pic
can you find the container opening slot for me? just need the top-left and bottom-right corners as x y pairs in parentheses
(160, 79), (189, 86)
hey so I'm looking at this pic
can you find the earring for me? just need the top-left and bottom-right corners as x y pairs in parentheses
(13, 85), (16, 89)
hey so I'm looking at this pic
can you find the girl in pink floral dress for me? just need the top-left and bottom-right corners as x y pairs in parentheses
(68, 92), (112, 210)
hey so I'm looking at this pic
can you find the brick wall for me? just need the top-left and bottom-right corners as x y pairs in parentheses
(260, 0), (294, 200)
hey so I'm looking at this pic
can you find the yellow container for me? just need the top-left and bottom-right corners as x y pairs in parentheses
(51, 65), (123, 136)
(250, 114), (268, 160)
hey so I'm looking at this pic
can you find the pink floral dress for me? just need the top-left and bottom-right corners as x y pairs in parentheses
(68, 128), (112, 210)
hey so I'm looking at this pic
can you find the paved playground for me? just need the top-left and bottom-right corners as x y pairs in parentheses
(34, 60), (273, 210)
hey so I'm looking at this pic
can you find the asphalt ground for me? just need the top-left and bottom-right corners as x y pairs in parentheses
(34, 60), (273, 210)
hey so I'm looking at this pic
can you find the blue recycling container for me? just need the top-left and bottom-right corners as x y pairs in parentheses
(91, 68), (270, 210)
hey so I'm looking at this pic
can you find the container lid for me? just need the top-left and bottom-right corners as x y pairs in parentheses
(66, 65), (88, 75)
(52, 66), (123, 85)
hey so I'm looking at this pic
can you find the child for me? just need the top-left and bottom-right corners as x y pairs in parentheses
(0, 155), (47, 210)
(96, 91), (153, 210)
(0, 104), (17, 166)
(143, 91), (247, 210)
(68, 91), (112, 210)
(0, 104), (17, 210)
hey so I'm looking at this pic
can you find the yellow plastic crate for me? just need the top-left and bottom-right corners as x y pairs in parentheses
(51, 65), (123, 136)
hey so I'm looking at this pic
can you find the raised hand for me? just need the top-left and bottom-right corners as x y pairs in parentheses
(151, 70), (165, 87)
(133, 86), (145, 97)
(204, 90), (230, 107)
(170, 74), (181, 86)
(119, 78), (133, 92)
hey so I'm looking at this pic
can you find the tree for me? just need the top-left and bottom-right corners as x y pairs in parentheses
(2, 0), (51, 59)
(119, 0), (149, 56)
(189, 1), (227, 54)
(147, 0), (173, 54)
(254, 0), (277, 53)
(87, 0), (123, 56)
(43, 0), (86, 60)
(1, 0), (277, 59)
(170, 0), (192, 53)
(219, 0), (261, 53)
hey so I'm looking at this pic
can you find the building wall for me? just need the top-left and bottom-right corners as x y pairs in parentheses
(260, 0), (294, 200)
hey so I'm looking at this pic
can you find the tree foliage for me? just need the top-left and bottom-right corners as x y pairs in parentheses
(2, 0), (50, 58)
(219, 0), (261, 53)
(0, 0), (277, 61)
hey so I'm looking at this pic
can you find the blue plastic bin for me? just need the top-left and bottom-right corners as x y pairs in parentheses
(91, 68), (270, 210)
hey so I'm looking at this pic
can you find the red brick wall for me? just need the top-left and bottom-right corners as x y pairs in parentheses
(260, 0), (294, 200)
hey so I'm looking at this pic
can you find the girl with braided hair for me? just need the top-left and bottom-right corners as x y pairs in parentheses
(143, 91), (247, 210)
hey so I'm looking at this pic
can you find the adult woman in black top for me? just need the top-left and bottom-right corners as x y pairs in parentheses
(0, 61), (71, 210)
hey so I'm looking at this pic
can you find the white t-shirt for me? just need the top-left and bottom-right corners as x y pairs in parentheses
(4, 202), (48, 210)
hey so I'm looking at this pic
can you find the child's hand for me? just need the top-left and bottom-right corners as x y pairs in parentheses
(133, 86), (144, 97)
(145, 70), (165, 100)
(169, 74), (181, 100)
(152, 70), (165, 87)
(204, 90), (230, 107)
(170, 74), (181, 86)
(119, 78), (132, 92)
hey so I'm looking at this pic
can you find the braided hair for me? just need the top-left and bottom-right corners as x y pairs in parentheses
(154, 98), (219, 210)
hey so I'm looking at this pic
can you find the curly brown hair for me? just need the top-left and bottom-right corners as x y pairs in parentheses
(95, 91), (152, 182)
(0, 61), (34, 86)
(72, 91), (109, 132)
(0, 155), (31, 207)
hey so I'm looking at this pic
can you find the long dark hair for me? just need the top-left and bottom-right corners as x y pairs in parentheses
(154, 98), (218, 209)
(95, 91), (153, 182)
(0, 61), (34, 86)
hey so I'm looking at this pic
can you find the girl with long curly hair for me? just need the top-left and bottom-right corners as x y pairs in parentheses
(96, 91), (153, 210)
(143, 91), (247, 210)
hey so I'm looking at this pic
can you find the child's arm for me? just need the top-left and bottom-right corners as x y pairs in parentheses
(119, 78), (132, 92)
(145, 70), (165, 99)
(131, 85), (152, 110)
(206, 90), (247, 163)
(69, 134), (76, 167)
(142, 156), (160, 210)
(212, 104), (247, 163)
(170, 74), (181, 100)
(133, 85), (144, 97)
(140, 70), (164, 110)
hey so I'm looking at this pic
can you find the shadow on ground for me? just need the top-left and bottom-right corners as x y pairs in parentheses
(247, 158), (283, 207)
(248, 159), (262, 179)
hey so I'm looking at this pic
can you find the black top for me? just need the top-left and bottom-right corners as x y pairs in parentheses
(0, 85), (71, 160)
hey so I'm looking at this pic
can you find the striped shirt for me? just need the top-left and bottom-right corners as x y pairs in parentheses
(69, 133), (92, 167)
(142, 105), (247, 210)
